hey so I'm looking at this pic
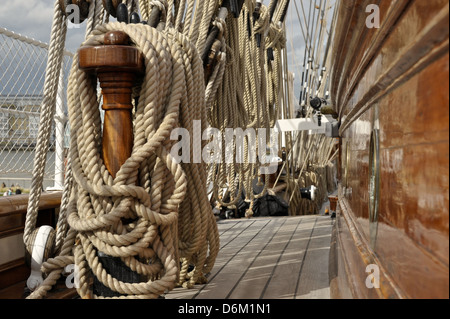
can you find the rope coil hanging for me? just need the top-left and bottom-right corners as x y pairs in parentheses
(24, 0), (225, 299)
(68, 22), (189, 298)
(23, 0), (68, 292)
(207, 0), (290, 217)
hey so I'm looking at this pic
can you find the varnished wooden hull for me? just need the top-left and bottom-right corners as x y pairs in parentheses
(329, 0), (449, 298)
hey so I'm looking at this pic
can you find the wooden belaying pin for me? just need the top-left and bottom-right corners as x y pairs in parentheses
(227, 0), (245, 18)
(147, 6), (161, 27)
(279, 0), (290, 23)
(253, 0), (262, 23)
(267, 47), (274, 62)
(256, 33), (262, 48)
(246, 12), (252, 39)
(253, 0), (263, 47)
(201, 5), (228, 65)
(102, 0), (120, 18)
(116, 3), (128, 23)
(78, 0), (90, 21)
(229, 0), (239, 18)
(130, 12), (141, 24)
(268, 0), (279, 22)
(204, 40), (222, 83)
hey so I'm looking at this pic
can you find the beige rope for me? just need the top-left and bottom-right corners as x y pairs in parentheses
(24, 0), (338, 299)
(27, 0), (224, 299)
(64, 22), (218, 298)
(207, 1), (292, 214)
(24, 0), (68, 249)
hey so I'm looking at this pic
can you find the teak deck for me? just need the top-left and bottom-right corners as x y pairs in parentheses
(0, 194), (334, 299)
(167, 215), (334, 299)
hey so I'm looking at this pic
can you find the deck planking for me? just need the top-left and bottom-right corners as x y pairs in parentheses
(166, 214), (334, 300)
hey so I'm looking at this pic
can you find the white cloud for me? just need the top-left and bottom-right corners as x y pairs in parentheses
(0, 0), (85, 52)
(1, 0), (54, 43)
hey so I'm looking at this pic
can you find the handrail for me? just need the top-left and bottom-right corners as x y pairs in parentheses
(0, 192), (62, 239)
(0, 192), (62, 215)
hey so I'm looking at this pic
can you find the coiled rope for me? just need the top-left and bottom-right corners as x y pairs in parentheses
(25, 0), (223, 299)
(66, 22), (218, 298)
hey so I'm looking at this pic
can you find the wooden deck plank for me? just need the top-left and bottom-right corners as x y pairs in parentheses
(295, 217), (334, 299)
(166, 214), (334, 300)
(216, 219), (257, 249)
(261, 217), (318, 299)
(227, 217), (305, 299)
(167, 218), (283, 299)
(198, 218), (288, 299)
(166, 218), (277, 299)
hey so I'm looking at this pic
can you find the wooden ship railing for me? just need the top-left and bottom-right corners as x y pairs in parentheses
(0, 192), (79, 298)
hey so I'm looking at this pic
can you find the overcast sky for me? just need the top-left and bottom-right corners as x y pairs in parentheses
(0, 0), (336, 102)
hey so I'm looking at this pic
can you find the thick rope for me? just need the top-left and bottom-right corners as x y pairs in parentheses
(27, 0), (224, 299)
(207, 1), (289, 213)
(66, 22), (218, 298)
(24, 0), (67, 248)
(24, 0), (338, 299)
